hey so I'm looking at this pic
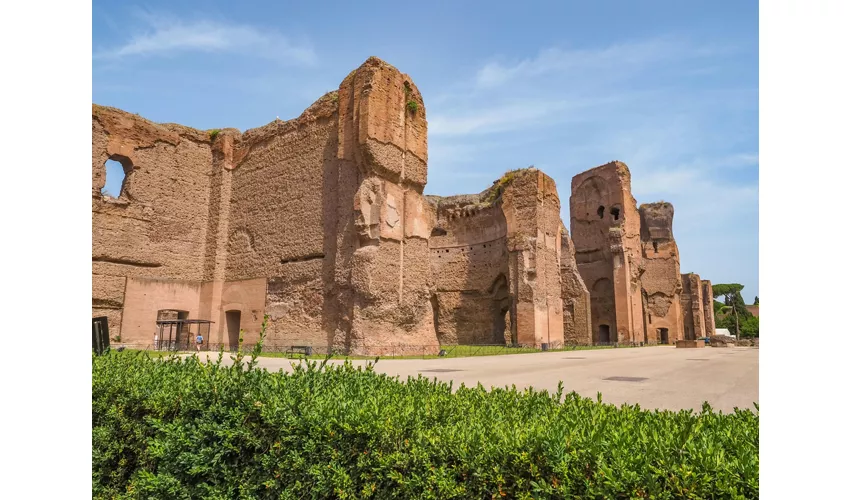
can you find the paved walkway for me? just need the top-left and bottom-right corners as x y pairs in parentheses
(193, 346), (759, 413)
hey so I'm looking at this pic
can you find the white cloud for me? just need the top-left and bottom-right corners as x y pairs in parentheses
(93, 13), (316, 65)
(427, 36), (732, 140)
(474, 37), (716, 89)
(429, 101), (561, 136)
(428, 95), (625, 137)
(631, 154), (759, 197)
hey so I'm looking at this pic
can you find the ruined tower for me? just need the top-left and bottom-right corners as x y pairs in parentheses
(428, 168), (590, 347)
(639, 202), (685, 344)
(680, 273), (707, 340)
(570, 161), (645, 344)
(701, 280), (716, 336)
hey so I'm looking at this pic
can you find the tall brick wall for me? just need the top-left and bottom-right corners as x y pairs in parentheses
(329, 58), (435, 355)
(701, 280), (716, 335)
(224, 95), (339, 346)
(427, 169), (589, 347)
(92, 106), (214, 340)
(639, 202), (684, 344)
(570, 161), (645, 344)
(500, 169), (565, 347)
(428, 197), (509, 345)
(681, 273), (707, 340)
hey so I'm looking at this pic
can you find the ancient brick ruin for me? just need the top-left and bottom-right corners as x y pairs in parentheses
(569, 162), (716, 345)
(92, 57), (592, 354)
(427, 169), (591, 348)
(681, 273), (707, 341)
(570, 162), (646, 344)
(639, 202), (684, 344)
(92, 57), (712, 353)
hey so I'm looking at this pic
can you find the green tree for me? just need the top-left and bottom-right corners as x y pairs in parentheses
(712, 283), (752, 337)
(753, 296), (759, 306)
(713, 299), (725, 315)
(739, 316), (759, 338)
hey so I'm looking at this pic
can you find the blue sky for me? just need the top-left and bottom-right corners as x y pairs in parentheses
(93, 1), (758, 301)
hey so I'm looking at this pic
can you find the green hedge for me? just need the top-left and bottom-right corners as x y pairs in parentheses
(93, 352), (758, 499)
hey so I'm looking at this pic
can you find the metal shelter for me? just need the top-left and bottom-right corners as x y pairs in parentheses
(155, 319), (214, 351)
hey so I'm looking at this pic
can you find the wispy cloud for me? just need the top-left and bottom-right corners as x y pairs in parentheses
(93, 12), (316, 65)
(427, 37), (730, 140)
(474, 37), (721, 89)
(429, 98), (608, 137)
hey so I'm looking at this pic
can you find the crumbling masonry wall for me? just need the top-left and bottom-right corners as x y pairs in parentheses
(639, 202), (684, 344)
(95, 58), (583, 353)
(680, 273), (707, 340)
(560, 222), (593, 344)
(92, 58), (435, 353)
(92, 106), (215, 339)
(570, 161), (645, 344)
(427, 169), (589, 347)
(701, 280), (716, 335)
(568, 162), (716, 345)
(94, 56), (704, 353)
(427, 194), (510, 345)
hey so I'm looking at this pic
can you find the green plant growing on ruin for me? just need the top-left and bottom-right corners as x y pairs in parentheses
(484, 168), (527, 203)
(208, 129), (221, 141)
(406, 100), (419, 114)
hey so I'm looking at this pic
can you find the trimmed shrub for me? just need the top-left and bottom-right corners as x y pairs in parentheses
(93, 352), (759, 499)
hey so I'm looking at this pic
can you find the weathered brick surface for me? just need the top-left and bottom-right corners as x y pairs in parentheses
(681, 273), (707, 340)
(570, 162), (712, 345)
(92, 58), (440, 354)
(701, 280), (716, 335)
(570, 162), (645, 344)
(639, 202), (684, 344)
(427, 169), (587, 348)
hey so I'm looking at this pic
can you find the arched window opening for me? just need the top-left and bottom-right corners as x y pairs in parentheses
(597, 206), (605, 219)
(610, 207), (620, 220)
(101, 155), (133, 198)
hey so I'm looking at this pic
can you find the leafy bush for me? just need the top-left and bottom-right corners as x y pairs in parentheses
(93, 353), (759, 499)
(739, 316), (759, 338)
